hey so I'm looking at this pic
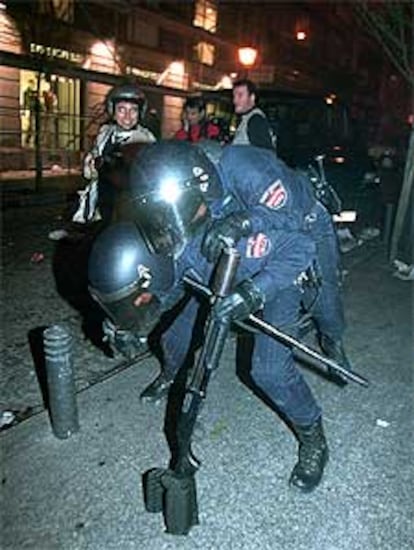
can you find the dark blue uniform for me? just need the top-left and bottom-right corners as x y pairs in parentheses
(214, 145), (316, 232)
(157, 145), (346, 426)
(215, 145), (345, 342)
(159, 225), (323, 427)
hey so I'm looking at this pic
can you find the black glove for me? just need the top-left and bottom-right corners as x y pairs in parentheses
(212, 279), (265, 323)
(102, 318), (149, 359)
(201, 212), (252, 263)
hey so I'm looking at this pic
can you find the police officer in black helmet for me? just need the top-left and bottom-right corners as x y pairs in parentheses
(88, 221), (174, 336)
(90, 140), (222, 358)
(88, 140), (333, 493)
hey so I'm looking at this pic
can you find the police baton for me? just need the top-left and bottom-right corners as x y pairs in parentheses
(182, 274), (369, 388)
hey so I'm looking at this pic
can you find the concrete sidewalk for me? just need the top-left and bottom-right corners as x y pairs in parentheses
(1, 235), (413, 549)
(1, 170), (81, 209)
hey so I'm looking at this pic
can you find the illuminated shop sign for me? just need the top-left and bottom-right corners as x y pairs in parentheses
(30, 43), (85, 64)
(125, 65), (160, 83)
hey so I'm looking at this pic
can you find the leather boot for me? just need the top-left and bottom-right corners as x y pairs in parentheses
(319, 334), (351, 387)
(289, 417), (329, 493)
(140, 372), (173, 403)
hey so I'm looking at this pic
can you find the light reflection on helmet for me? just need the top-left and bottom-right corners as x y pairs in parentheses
(124, 141), (223, 258)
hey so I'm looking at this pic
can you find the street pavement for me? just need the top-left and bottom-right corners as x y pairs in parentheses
(1, 195), (413, 550)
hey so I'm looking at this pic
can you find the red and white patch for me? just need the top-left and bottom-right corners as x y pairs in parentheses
(259, 179), (287, 210)
(245, 233), (271, 258)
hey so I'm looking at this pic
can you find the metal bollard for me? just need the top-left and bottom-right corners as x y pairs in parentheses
(44, 324), (79, 439)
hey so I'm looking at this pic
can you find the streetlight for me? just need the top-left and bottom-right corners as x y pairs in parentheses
(238, 46), (258, 78)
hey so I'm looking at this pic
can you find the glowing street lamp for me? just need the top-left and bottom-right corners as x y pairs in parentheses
(238, 47), (258, 68)
(296, 30), (307, 41)
(238, 46), (258, 78)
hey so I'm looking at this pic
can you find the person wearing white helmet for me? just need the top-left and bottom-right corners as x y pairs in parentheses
(72, 83), (156, 226)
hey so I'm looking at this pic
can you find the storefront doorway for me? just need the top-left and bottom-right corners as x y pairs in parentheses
(20, 70), (80, 150)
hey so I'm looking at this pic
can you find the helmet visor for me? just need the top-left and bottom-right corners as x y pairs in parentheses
(127, 141), (222, 257)
(89, 284), (162, 337)
(134, 176), (209, 256)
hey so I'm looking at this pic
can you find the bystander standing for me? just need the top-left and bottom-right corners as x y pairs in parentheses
(174, 96), (221, 142)
(232, 79), (275, 151)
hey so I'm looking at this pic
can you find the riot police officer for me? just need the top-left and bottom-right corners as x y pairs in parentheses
(88, 141), (332, 493)
(199, 143), (351, 384)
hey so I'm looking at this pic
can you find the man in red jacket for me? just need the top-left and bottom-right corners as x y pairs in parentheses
(175, 96), (220, 142)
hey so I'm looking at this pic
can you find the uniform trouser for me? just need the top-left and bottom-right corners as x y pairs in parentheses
(309, 204), (345, 342)
(161, 286), (321, 428)
(251, 285), (321, 426)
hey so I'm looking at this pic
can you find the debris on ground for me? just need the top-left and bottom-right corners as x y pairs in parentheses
(376, 418), (390, 428)
(30, 252), (45, 263)
(0, 410), (16, 430)
(0, 407), (38, 431)
(48, 229), (69, 241)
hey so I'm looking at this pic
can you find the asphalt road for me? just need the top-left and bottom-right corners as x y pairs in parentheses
(1, 200), (413, 550)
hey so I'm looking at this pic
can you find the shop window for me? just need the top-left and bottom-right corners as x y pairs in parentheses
(162, 95), (183, 138)
(20, 70), (80, 150)
(193, 0), (217, 33)
(195, 41), (215, 66)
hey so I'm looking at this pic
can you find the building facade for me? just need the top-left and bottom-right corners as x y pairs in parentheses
(0, 0), (410, 173)
(0, 0), (239, 171)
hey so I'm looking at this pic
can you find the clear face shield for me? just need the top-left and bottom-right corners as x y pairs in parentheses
(133, 172), (211, 258)
(126, 141), (223, 258)
(87, 221), (175, 338)
(89, 278), (163, 338)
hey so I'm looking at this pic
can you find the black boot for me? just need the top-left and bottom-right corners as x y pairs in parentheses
(319, 335), (351, 387)
(140, 372), (173, 403)
(289, 417), (329, 493)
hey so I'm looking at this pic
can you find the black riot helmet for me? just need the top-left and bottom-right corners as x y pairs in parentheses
(127, 140), (223, 258)
(105, 83), (147, 120)
(195, 139), (224, 167)
(88, 221), (174, 337)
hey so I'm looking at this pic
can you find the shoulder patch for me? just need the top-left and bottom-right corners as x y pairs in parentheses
(259, 179), (287, 210)
(245, 233), (271, 258)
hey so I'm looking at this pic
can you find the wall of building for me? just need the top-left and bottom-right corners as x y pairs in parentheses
(1, 0), (409, 171)
(0, 0), (238, 165)
(0, 7), (22, 148)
